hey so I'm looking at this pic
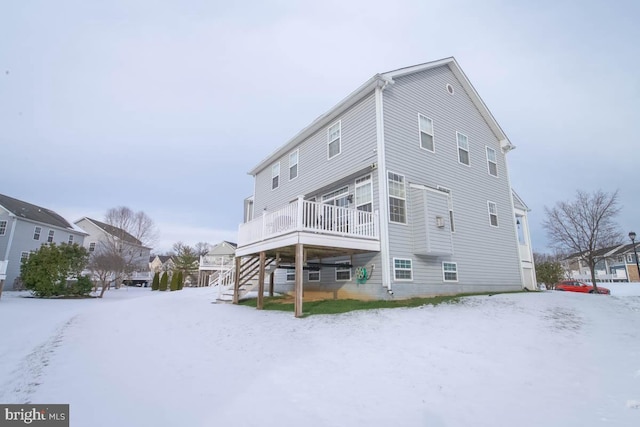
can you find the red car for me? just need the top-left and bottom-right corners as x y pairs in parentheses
(555, 280), (610, 295)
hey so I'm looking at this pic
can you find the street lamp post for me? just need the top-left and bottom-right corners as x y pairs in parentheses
(629, 231), (640, 283)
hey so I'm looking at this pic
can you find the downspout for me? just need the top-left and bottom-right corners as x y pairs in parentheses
(375, 76), (394, 295)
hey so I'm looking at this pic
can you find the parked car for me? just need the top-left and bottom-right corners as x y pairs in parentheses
(555, 280), (610, 295)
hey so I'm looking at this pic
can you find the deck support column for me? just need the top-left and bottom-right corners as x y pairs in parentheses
(257, 251), (266, 310)
(295, 243), (304, 317)
(232, 256), (241, 304)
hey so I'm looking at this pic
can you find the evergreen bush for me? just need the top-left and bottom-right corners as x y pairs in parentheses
(159, 272), (168, 291)
(170, 271), (178, 291)
(177, 271), (184, 290)
(151, 272), (160, 290)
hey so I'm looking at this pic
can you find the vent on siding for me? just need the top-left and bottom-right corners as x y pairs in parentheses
(446, 84), (454, 95)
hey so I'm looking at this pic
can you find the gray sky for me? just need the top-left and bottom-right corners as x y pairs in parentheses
(2, 0), (639, 253)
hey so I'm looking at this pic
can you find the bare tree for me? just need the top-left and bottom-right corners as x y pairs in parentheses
(172, 242), (199, 285)
(90, 207), (158, 295)
(543, 189), (622, 292)
(194, 242), (211, 257)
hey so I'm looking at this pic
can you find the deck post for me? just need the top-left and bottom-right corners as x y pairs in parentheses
(295, 243), (304, 317)
(257, 251), (266, 309)
(232, 256), (241, 304)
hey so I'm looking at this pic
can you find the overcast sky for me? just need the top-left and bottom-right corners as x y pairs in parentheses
(1, 0), (638, 253)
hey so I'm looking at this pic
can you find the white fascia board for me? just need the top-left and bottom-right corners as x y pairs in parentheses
(248, 75), (386, 176)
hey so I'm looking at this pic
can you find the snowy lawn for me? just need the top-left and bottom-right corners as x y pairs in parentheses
(1, 284), (639, 427)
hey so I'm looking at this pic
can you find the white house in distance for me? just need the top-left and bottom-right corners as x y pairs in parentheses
(0, 193), (88, 291)
(75, 217), (153, 287)
(234, 57), (536, 316)
(197, 241), (237, 287)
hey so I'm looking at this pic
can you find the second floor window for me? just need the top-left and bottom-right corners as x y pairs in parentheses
(355, 175), (373, 212)
(271, 162), (280, 190)
(68, 235), (74, 244)
(289, 150), (298, 180)
(34, 226), (41, 240)
(419, 114), (434, 152)
(388, 172), (406, 224)
(328, 121), (341, 159)
(89, 242), (96, 252)
(47, 230), (55, 243)
(486, 147), (498, 177)
(457, 132), (470, 166)
(488, 201), (498, 227)
(0, 220), (6, 236)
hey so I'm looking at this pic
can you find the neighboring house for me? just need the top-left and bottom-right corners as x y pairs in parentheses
(198, 241), (237, 286)
(0, 193), (87, 290)
(75, 217), (152, 286)
(564, 243), (640, 282)
(149, 255), (175, 275)
(234, 57), (535, 315)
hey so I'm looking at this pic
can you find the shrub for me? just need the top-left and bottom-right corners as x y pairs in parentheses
(159, 272), (168, 291)
(177, 271), (184, 290)
(170, 271), (178, 291)
(151, 272), (160, 291)
(21, 243), (90, 297)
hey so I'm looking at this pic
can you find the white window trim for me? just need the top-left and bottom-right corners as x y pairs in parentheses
(456, 132), (470, 167)
(437, 186), (455, 233)
(308, 269), (320, 282)
(89, 242), (96, 252)
(271, 162), (280, 190)
(488, 201), (499, 228)
(418, 114), (435, 153)
(0, 220), (6, 236)
(442, 262), (458, 282)
(289, 149), (299, 181)
(47, 230), (55, 243)
(388, 171), (407, 225)
(34, 226), (41, 240)
(486, 146), (498, 177)
(393, 258), (413, 281)
(20, 251), (30, 262)
(327, 120), (342, 160)
(335, 261), (351, 281)
(68, 235), (74, 244)
(286, 269), (295, 282)
(355, 174), (373, 212)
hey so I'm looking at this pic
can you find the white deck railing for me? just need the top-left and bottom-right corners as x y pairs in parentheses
(238, 196), (379, 247)
(199, 255), (235, 270)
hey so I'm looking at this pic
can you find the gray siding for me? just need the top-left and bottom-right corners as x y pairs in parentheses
(0, 215), (86, 290)
(410, 187), (453, 255)
(252, 93), (379, 213)
(382, 65), (522, 295)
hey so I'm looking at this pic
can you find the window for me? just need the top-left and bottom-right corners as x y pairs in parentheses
(336, 262), (351, 281)
(308, 269), (320, 282)
(89, 242), (96, 252)
(289, 150), (298, 180)
(0, 220), (6, 236)
(388, 172), (406, 223)
(486, 147), (498, 177)
(457, 132), (470, 165)
(328, 121), (341, 159)
(68, 235), (74, 244)
(21, 251), (29, 263)
(394, 258), (413, 280)
(355, 175), (373, 212)
(286, 269), (295, 282)
(47, 230), (55, 243)
(418, 114), (434, 152)
(488, 201), (498, 227)
(443, 262), (458, 282)
(33, 226), (41, 240)
(271, 162), (280, 190)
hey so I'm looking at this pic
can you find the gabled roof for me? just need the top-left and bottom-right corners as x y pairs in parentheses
(512, 189), (529, 211)
(80, 217), (144, 247)
(0, 193), (75, 230)
(248, 57), (513, 176)
(150, 255), (174, 264)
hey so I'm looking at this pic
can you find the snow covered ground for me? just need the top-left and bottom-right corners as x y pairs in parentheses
(1, 284), (639, 427)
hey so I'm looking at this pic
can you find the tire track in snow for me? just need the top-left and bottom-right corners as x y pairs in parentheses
(0, 315), (77, 403)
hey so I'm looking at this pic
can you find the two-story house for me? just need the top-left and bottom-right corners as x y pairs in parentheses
(234, 57), (535, 316)
(0, 193), (87, 291)
(75, 217), (152, 287)
(198, 241), (237, 287)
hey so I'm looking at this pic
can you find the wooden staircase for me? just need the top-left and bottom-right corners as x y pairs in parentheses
(215, 256), (277, 303)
